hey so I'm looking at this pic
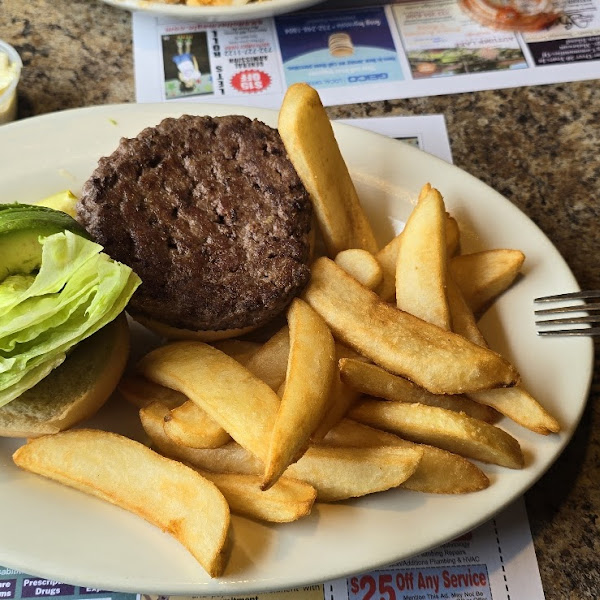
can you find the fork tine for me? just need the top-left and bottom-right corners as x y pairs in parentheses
(535, 301), (600, 315)
(534, 290), (600, 302)
(535, 290), (600, 337)
(537, 326), (600, 337)
(536, 315), (600, 325)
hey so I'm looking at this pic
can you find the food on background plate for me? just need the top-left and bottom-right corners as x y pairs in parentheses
(140, 0), (254, 5)
(77, 114), (313, 341)
(0, 203), (139, 437)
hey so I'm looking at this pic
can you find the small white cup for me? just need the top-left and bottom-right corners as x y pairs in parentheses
(0, 40), (22, 125)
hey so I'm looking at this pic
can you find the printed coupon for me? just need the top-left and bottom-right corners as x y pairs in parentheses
(158, 20), (284, 101)
(392, 0), (527, 78)
(275, 7), (404, 88)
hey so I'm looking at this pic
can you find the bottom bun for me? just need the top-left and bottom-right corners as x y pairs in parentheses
(132, 314), (257, 342)
(0, 314), (130, 438)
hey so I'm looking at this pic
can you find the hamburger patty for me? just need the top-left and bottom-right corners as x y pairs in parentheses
(77, 115), (313, 331)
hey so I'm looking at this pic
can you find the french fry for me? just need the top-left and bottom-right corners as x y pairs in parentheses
(263, 298), (336, 489)
(303, 257), (520, 395)
(243, 326), (290, 391)
(446, 276), (560, 434)
(288, 444), (423, 502)
(445, 276), (488, 347)
(311, 343), (366, 441)
(450, 249), (525, 316)
(468, 386), (560, 435)
(375, 234), (402, 302)
(349, 399), (524, 469)
(338, 358), (498, 423)
(137, 342), (280, 463)
(13, 429), (231, 577)
(322, 419), (489, 494)
(395, 184), (451, 330)
(118, 374), (231, 448)
(334, 249), (383, 291)
(140, 403), (422, 502)
(210, 339), (260, 365)
(446, 214), (460, 256)
(164, 400), (231, 449)
(376, 213), (460, 302)
(278, 83), (378, 256)
(197, 470), (317, 523)
(140, 403), (264, 475)
(117, 373), (187, 410)
(242, 325), (362, 442)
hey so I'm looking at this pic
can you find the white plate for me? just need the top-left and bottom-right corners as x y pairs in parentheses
(101, 0), (326, 22)
(0, 103), (593, 595)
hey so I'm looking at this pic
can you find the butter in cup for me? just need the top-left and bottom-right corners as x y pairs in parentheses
(0, 40), (22, 125)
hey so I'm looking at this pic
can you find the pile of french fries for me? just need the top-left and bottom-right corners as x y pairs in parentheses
(12, 83), (560, 579)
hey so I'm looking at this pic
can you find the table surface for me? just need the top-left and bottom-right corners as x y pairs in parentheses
(1, 0), (599, 597)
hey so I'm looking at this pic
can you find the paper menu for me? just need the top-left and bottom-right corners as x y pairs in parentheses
(133, 0), (600, 108)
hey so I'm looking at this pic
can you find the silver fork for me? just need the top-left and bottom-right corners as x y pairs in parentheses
(534, 290), (600, 336)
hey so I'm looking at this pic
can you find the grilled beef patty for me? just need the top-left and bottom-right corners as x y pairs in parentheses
(77, 114), (313, 332)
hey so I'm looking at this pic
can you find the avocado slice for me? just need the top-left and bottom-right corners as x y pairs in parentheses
(0, 204), (90, 282)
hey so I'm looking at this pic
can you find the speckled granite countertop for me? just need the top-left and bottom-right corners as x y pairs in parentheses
(1, 0), (599, 597)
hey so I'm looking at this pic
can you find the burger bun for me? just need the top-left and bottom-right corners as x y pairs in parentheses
(132, 313), (258, 342)
(0, 314), (130, 438)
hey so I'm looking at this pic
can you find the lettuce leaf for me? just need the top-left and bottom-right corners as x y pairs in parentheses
(0, 231), (103, 316)
(0, 231), (141, 407)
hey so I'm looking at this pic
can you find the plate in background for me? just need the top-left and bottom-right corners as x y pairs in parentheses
(101, 0), (325, 22)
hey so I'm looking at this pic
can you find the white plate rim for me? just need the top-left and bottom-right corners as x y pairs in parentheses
(0, 102), (593, 595)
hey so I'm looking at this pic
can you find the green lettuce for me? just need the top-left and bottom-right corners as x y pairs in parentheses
(0, 231), (141, 407)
